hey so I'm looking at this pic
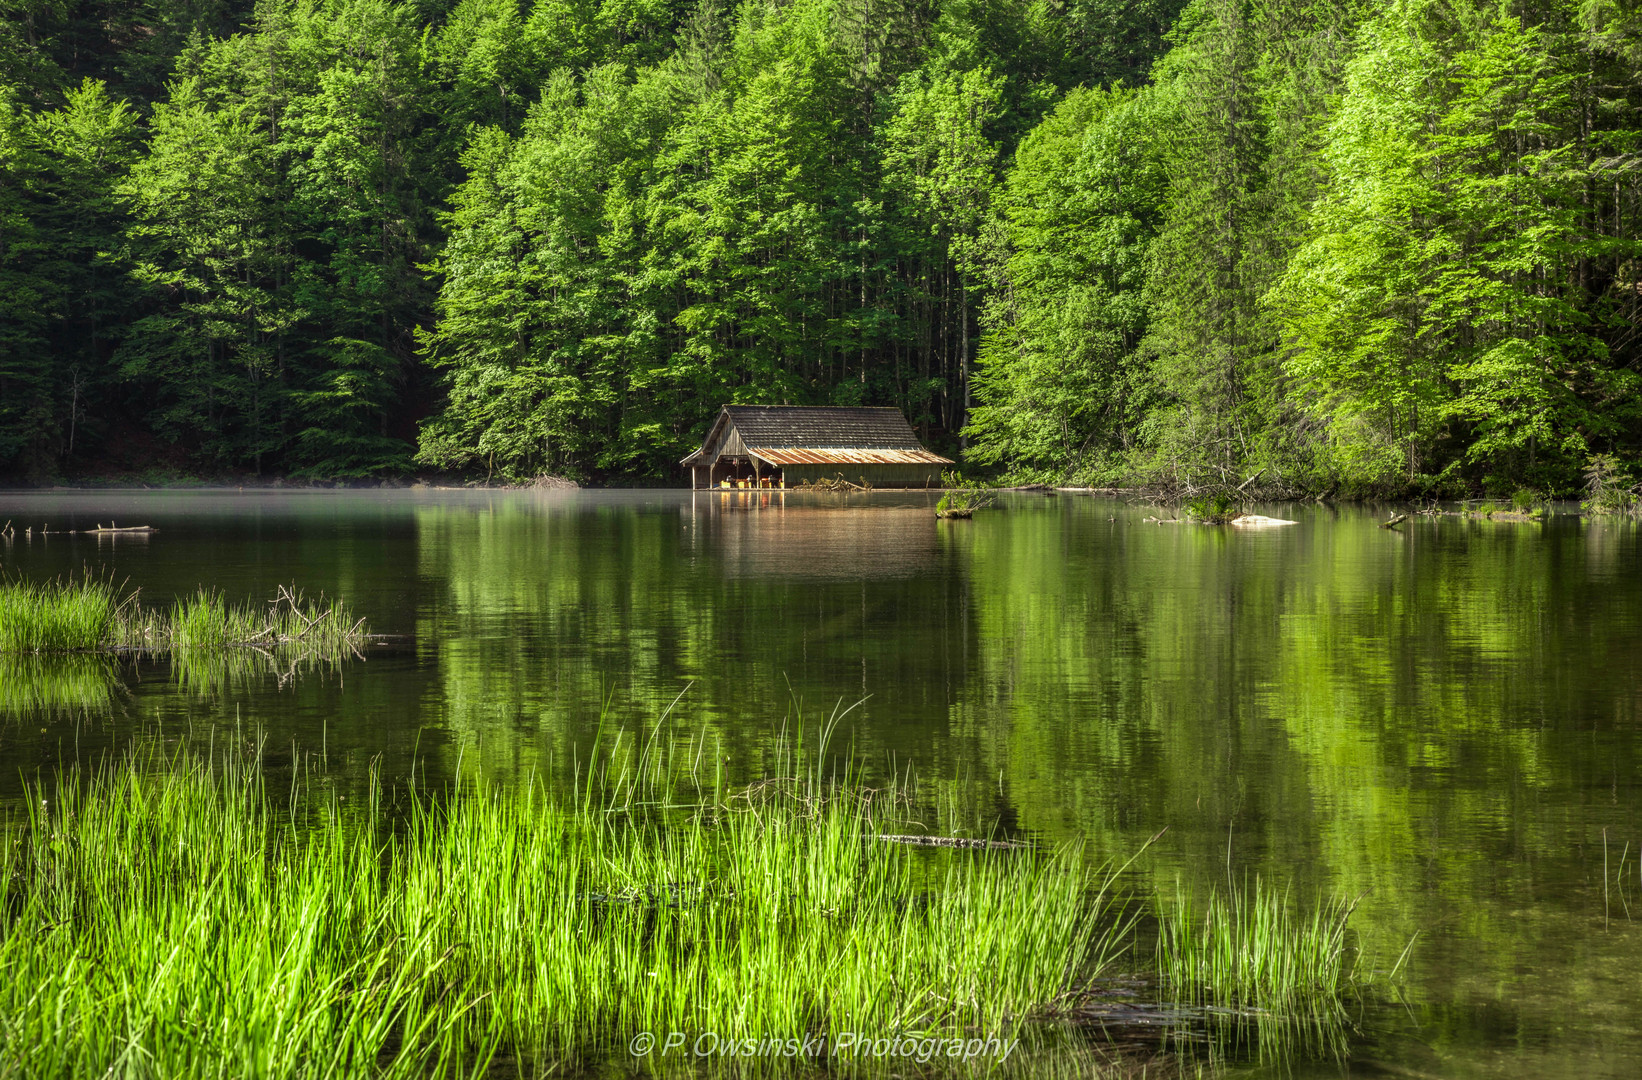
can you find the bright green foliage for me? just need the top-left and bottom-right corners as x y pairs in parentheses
(2, 0), (1637, 488)
(418, 0), (1057, 480)
(969, 0), (1642, 494)
(1268, 0), (1642, 490)
(1127, 0), (1367, 489)
(119, 63), (291, 470)
(966, 85), (1164, 480)
(415, 67), (674, 478)
(425, 0), (687, 136)
(118, 0), (433, 476)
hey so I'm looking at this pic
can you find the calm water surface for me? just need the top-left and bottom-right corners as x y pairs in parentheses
(1, 488), (1640, 1078)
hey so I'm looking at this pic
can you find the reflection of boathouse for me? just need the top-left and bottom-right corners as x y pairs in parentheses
(681, 406), (952, 489)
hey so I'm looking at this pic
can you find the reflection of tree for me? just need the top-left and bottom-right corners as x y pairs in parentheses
(412, 497), (979, 787)
(955, 507), (1642, 1058)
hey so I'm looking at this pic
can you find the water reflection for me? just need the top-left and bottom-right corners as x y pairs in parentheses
(691, 491), (941, 580)
(0, 491), (1640, 1077)
(0, 655), (121, 713)
(0, 650), (362, 716)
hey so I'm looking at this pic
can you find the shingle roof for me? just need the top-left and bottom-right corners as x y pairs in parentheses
(747, 447), (951, 466)
(681, 405), (952, 466)
(721, 406), (925, 449)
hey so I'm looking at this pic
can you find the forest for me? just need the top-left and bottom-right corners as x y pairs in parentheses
(1, 0), (1638, 493)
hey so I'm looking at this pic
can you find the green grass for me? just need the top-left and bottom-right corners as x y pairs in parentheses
(0, 711), (1378, 1077)
(0, 737), (1145, 1078)
(0, 580), (366, 656)
(0, 578), (121, 652)
(1156, 877), (1360, 1015)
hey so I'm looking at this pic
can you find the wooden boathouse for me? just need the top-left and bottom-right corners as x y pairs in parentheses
(681, 406), (952, 489)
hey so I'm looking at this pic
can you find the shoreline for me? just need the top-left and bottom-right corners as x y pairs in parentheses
(1, 469), (1607, 505)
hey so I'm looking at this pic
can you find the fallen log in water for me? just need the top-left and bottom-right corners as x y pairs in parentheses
(10, 522), (160, 535)
(86, 523), (156, 534)
(875, 833), (1030, 850)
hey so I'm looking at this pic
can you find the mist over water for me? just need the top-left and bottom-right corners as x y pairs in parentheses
(1, 488), (1639, 1078)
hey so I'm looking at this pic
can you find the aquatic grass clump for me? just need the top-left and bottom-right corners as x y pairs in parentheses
(0, 742), (1139, 1078)
(0, 578), (122, 653)
(165, 587), (245, 647)
(1156, 877), (1359, 1016)
(124, 585), (368, 656)
(0, 579), (367, 657)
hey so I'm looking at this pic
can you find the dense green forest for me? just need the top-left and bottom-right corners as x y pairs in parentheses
(1, 0), (1638, 492)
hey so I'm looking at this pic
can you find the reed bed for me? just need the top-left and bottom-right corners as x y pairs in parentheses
(0, 739), (1141, 1078)
(0, 579), (366, 656)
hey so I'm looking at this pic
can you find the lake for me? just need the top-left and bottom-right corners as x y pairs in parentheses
(1, 488), (1639, 1078)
